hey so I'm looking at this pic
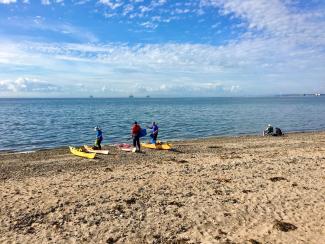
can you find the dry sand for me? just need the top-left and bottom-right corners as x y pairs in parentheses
(0, 132), (325, 243)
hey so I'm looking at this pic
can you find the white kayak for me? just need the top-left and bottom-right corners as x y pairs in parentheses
(84, 145), (109, 155)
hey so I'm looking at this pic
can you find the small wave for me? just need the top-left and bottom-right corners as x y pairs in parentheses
(0, 150), (36, 155)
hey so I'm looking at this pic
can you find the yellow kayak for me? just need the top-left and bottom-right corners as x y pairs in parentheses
(69, 146), (96, 159)
(84, 145), (109, 155)
(141, 141), (172, 150)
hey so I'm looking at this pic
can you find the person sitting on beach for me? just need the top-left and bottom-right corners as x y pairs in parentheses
(263, 124), (274, 136)
(273, 127), (283, 136)
(93, 126), (103, 150)
(131, 121), (141, 152)
(148, 121), (159, 144)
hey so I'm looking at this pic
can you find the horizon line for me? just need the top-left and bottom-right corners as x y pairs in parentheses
(0, 94), (324, 99)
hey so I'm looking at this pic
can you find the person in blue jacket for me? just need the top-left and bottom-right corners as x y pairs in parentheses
(148, 121), (159, 144)
(94, 126), (103, 150)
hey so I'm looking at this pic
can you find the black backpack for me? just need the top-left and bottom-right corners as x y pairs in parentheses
(273, 127), (283, 136)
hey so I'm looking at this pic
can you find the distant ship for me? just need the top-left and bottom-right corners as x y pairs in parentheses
(129, 95), (134, 98)
(280, 93), (323, 97)
(89, 95), (94, 99)
(146, 95), (150, 98)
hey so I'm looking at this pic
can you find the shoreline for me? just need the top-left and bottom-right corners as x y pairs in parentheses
(1, 129), (325, 154)
(1, 131), (324, 243)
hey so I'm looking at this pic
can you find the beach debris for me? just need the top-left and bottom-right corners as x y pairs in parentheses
(176, 225), (188, 233)
(177, 159), (188, 164)
(167, 200), (184, 208)
(222, 198), (239, 204)
(215, 190), (223, 195)
(215, 177), (232, 183)
(248, 239), (262, 244)
(112, 204), (125, 215)
(175, 237), (191, 243)
(104, 167), (113, 172)
(269, 176), (287, 182)
(184, 191), (193, 197)
(207, 145), (222, 149)
(218, 229), (227, 235)
(219, 153), (241, 159)
(214, 230), (228, 241)
(274, 220), (298, 232)
(125, 197), (136, 205)
(151, 233), (165, 243)
(106, 236), (119, 244)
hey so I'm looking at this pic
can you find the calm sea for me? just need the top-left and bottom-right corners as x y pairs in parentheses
(0, 97), (324, 152)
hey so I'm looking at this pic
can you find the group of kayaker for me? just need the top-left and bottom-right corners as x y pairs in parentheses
(94, 123), (282, 152)
(93, 121), (159, 152)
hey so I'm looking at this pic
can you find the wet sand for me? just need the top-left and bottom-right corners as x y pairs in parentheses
(0, 132), (325, 243)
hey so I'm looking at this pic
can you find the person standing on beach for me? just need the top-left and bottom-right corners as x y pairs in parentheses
(94, 126), (103, 150)
(131, 121), (141, 152)
(148, 121), (159, 144)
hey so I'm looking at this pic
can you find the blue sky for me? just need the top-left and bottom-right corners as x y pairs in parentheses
(0, 0), (324, 97)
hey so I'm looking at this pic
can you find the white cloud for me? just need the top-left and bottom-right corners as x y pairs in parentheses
(94, 0), (325, 43)
(74, 0), (90, 4)
(200, 0), (325, 46)
(99, 0), (123, 9)
(0, 0), (324, 96)
(6, 17), (98, 43)
(0, 40), (247, 96)
(0, 0), (16, 3)
(139, 5), (152, 13)
(0, 37), (324, 96)
(150, 0), (167, 7)
(41, 0), (51, 5)
(140, 21), (158, 29)
(0, 77), (61, 92)
(122, 4), (134, 16)
(226, 85), (240, 93)
(98, 0), (196, 28)
(131, 82), (240, 96)
(174, 8), (191, 14)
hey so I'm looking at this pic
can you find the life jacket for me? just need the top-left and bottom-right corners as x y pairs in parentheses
(96, 130), (103, 140)
(132, 124), (141, 135)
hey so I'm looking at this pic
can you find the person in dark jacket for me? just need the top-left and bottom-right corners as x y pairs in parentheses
(131, 121), (141, 152)
(263, 124), (274, 136)
(273, 127), (283, 136)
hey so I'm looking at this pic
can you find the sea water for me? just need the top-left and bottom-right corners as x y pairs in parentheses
(0, 97), (324, 152)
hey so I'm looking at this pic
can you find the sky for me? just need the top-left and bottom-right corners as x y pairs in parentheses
(0, 0), (324, 97)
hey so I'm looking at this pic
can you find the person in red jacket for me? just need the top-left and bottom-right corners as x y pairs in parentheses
(131, 121), (141, 152)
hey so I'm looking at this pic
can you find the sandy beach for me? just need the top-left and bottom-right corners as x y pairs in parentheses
(0, 132), (324, 243)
